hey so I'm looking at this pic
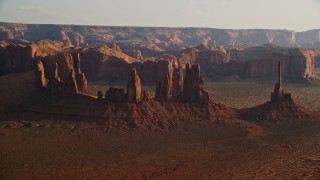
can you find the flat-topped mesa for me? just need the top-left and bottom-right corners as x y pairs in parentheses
(127, 68), (142, 102)
(271, 61), (292, 102)
(183, 63), (209, 103)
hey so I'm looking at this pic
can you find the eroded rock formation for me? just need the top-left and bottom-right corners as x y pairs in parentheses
(315, 55), (320, 68)
(127, 68), (141, 103)
(0, 39), (316, 83)
(179, 44), (230, 65)
(35, 60), (47, 90)
(112, 43), (122, 52)
(183, 63), (209, 103)
(66, 32), (85, 47)
(47, 63), (62, 94)
(230, 45), (315, 80)
(105, 87), (126, 102)
(171, 67), (184, 101)
(0, 43), (35, 75)
(103, 69), (142, 103)
(64, 70), (79, 95)
(78, 45), (139, 80)
(155, 55), (183, 101)
(154, 56), (208, 103)
(123, 50), (143, 60)
(73, 53), (88, 93)
(36, 52), (88, 95)
(271, 61), (292, 102)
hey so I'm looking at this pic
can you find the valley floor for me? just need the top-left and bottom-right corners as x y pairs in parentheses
(1, 119), (320, 179)
(1, 80), (320, 179)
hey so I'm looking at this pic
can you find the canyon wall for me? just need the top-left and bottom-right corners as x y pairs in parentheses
(0, 40), (315, 82)
(229, 44), (315, 80)
(1, 22), (320, 50)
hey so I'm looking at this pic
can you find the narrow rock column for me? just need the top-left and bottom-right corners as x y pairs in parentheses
(271, 61), (283, 101)
(127, 68), (141, 103)
(65, 70), (79, 95)
(73, 53), (88, 93)
(35, 60), (48, 90)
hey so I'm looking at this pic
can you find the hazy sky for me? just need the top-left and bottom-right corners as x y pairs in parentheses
(0, 0), (319, 31)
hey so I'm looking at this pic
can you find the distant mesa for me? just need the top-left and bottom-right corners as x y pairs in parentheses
(2, 22), (320, 49)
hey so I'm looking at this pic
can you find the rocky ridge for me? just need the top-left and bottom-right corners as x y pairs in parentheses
(2, 22), (320, 49)
(28, 56), (317, 128)
(0, 40), (317, 82)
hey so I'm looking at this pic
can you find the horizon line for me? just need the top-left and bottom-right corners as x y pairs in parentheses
(1, 21), (319, 33)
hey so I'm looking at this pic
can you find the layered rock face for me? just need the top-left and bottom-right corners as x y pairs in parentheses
(0, 40), (71, 76)
(36, 52), (88, 95)
(112, 43), (122, 52)
(123, 50), (143, 60)
(66, 32), (85, 47)
(228, 44), (315, 81)
(171, 67), (184, 101)
(315, 55), (320, 68)
(103, 68), (142, 103)
(78, 45), (139, 80)
(43, 53), (74, 82)
(155, 56), (183, 101)
(0, 43), (35, 75)
(64, 70), (79, 95)
(296, 29), (320, 47)
(47, 63), (63, 94)
(179, 44), (229, 65)
(183, 63), (209, 103)
(35, 60), (47, 90)
(0, 23), (309, 48)
(178, 43), (314, 81)
(154, 59), (208, 103)
(73, 53), (88, 93)
(131, 54), (180, 84)
(0, 39), (316, 83)
(179, 44), (230, 76)
(127, 69), (141, 103)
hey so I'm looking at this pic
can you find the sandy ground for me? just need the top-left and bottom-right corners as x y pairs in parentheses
(1, 119), (320, 179)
